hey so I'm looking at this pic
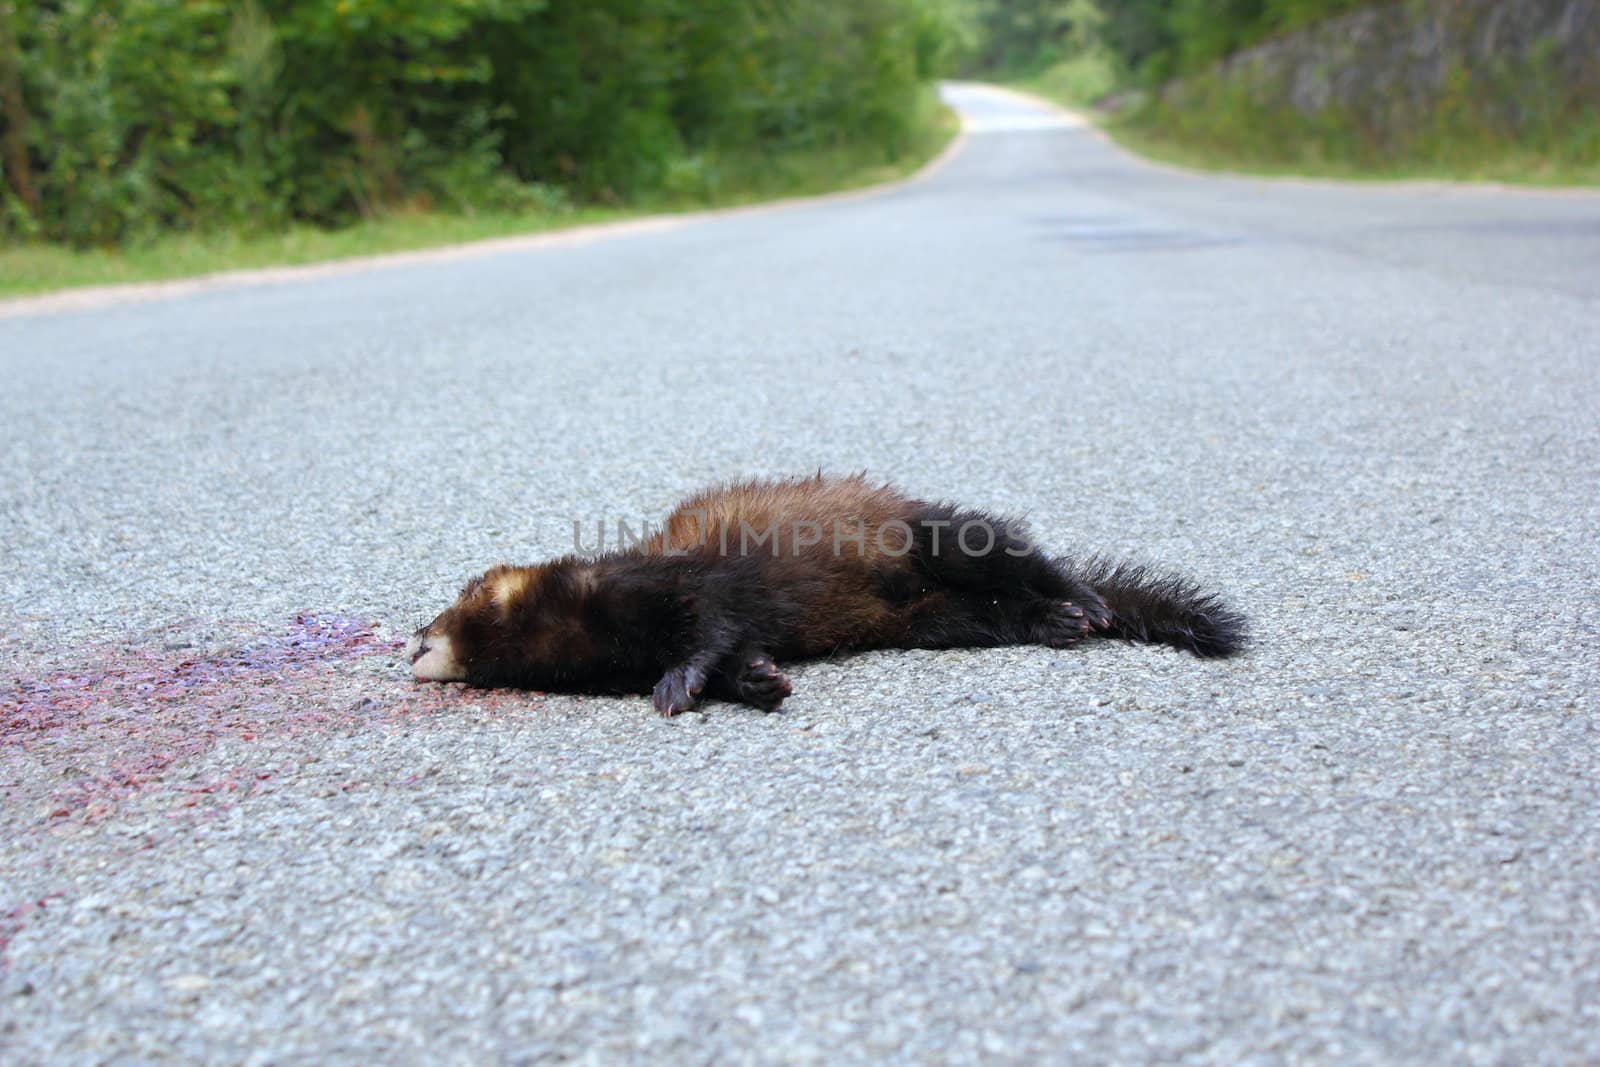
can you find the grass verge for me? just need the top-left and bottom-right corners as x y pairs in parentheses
(0, 208), (630, 300)
(0, 97), (958, 301)
(1015, 62), (1600, 188)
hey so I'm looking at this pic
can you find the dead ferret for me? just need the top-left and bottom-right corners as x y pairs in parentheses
(407, 474), (1246, 715)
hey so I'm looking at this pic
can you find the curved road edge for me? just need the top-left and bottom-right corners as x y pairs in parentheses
(0, 114), (971, 322)
(964, 80), (1600, 199)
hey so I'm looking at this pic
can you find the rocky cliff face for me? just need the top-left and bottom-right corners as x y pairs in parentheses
(1164, 0), (1599, 137)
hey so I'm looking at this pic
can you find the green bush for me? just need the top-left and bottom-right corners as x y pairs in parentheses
(0, 0), (961, 247)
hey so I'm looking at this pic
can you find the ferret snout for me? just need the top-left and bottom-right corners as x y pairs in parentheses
(407, 628), (466, 682)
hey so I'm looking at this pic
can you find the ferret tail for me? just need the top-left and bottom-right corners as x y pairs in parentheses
(1075, 557), (1247, 658)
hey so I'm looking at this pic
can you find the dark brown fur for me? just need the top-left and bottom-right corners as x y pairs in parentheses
(408, 474), (1246, 714)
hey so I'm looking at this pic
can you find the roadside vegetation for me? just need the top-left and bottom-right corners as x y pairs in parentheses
(959, 0), (1600, 186)
(0, 0), (962, 297)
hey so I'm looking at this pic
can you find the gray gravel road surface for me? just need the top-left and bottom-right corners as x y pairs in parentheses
(2, 83), (1598, 1064)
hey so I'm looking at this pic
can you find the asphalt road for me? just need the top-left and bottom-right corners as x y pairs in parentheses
(3, 83), (1598, 1064)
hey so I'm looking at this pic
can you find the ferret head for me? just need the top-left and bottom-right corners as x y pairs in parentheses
(407, 561), (597, 687)
(406, 564), (535, 682)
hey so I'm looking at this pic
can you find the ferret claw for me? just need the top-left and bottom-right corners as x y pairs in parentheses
(652, 664), (707, 717)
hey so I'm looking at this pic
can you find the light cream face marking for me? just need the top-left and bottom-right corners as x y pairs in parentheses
(408, 632), (466, 682)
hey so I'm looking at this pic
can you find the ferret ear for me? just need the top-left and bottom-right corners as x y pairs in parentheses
(486, 567), (533, 609)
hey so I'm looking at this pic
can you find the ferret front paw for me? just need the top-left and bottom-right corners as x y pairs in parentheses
(652, 664), (707, 717)
(733, 657), (792, 712)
